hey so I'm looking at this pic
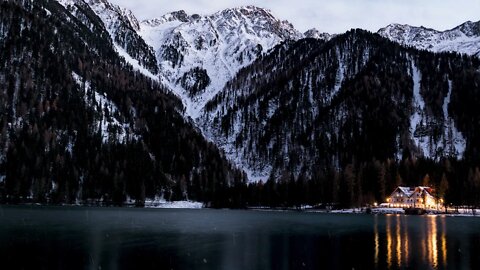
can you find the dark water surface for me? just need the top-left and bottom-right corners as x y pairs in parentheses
(0, 206), (479, 269)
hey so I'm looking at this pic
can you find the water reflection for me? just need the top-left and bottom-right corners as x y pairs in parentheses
(377, 215), (448, 269)
(374, 215), (379, 267)
(2, 207), (480, 269)
(428, 215), (438, 269)
(386, 215), (392, 268)
(441, 217), (447, 267)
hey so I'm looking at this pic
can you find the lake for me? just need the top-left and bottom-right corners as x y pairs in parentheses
(0, 206), (479, 269)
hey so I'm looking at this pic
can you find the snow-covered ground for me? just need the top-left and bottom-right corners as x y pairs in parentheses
(443, 208), (480, 217)
(330, 208), (370, 214)
(144, 197), (203, 209)
(372, 207), (405, 214)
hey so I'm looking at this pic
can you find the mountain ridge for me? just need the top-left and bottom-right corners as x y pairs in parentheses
(201, 29), (480, 182)
(0, 0), (246, 206)
(378, 20), (480, 57)
(138, 5), (304, 118)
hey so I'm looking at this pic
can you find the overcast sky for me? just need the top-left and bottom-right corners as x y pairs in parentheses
(110, 0), (480, 33)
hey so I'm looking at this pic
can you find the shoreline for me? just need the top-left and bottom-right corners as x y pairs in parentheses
(1, 203), (480, 217)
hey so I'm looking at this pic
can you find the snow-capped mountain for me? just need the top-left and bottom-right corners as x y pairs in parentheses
(201, 30), (479, 182)
(58, 0), (158, 74)
(58, 1), (332, 119)
(0, 0), (245, 205)
(304, 28), (334, 41)
(378, 21), (480, 57)
(139, 6), (303, 118)
(85, 0), (159, 74)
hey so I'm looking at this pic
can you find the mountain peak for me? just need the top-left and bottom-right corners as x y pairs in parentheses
(138, 4), (303, 118)
(216, 5), (274, 17)
(379, 23), (439, 34)
(304, 28), (333, 40)
(454, 20), (480, 37)
(141, 10), (192, 27)
(161, 10), (191, 23)
(84, 0), (140, 31)
(378, 20), (480, 56)
(209, 5), (302, 41)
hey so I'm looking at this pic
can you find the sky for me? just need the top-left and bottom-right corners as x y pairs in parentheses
(110, 0), (480, 34)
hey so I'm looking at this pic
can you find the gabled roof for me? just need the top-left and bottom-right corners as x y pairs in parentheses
(416, 186), (434, 196)
(392, 186), (434, 198)
(397, 186), (414, 197)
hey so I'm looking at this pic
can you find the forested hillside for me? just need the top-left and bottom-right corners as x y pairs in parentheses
(0, 0), (245, 206)
(202, 30), (480, 207)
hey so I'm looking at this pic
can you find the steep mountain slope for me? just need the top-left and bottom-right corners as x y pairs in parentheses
(201, 29), (480, 182)
(139, 6), (303, 118)
(378, 21), (480, 57)
(58, 0), (158, 74)
(0, 0), (244, 206)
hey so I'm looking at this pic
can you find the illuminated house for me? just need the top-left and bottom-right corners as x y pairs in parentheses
(386, 186), (439, 209)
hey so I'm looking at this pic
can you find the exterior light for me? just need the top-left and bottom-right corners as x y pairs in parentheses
(374, 202), (378, 207)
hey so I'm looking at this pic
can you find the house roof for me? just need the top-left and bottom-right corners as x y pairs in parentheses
(417, 186), (434, 196)
(393, 186), (434, 198)
(397, 186), (414, 197)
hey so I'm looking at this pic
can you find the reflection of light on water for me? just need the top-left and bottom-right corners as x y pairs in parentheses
(374, 215), (379, 268)
(404, 217), (409, 266)
(386, 215), (392, 269)
(441, 217), (447, 267)
(383, 214), (448, 269)
(396, 215), (402, 267)
(429, 215), (438, 269)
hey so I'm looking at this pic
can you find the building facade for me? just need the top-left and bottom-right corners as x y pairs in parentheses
(386, 186), (440, 210)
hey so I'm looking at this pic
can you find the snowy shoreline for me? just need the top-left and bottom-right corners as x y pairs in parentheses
(306, 207), (480, 217)
(143, 200), (203, 209)
(249, 206), (480, 217)
(1, 200), (204, 210)
(3, 202), (480, 216)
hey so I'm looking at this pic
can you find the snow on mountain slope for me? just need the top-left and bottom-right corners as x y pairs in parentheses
(72, 72), (138, 144)
(57, 0), (158, 75)
(408, 57), (466, 160)
(58, 1), (329, 119)
(378, 21), (480, 57)
(85, 0), (159, 74)
(200, 32), (375, 181)
(139, 6), (303, 118)
(85, 0), (139, 30)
